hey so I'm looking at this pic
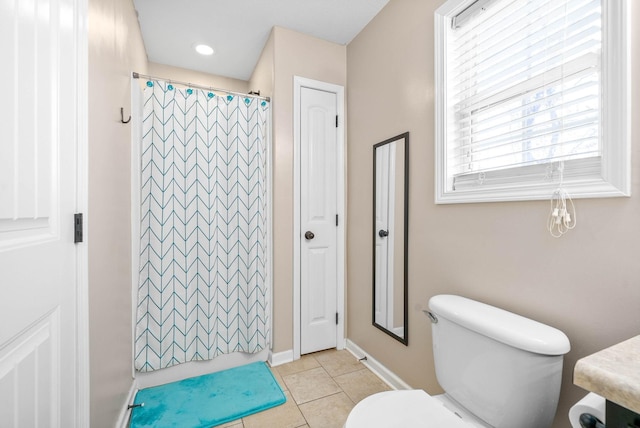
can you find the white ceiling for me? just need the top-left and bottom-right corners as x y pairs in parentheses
(133, 0), (390, 81)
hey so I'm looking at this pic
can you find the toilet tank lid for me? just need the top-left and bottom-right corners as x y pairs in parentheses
(428, 295), (570, 356)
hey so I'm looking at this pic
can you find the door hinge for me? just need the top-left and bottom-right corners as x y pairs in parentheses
(74, 213), (83, 243)
(336, 312), (339, 325)
(336, 214), (339, 226)
(336, 115), (339, 128)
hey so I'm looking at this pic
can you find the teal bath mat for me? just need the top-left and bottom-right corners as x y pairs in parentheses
(130, 361), (286, 428)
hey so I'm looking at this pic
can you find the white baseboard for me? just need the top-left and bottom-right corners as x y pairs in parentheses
(268, 349), (294, 367)
(116, 380), (138, 428)
(345, 339), (412, 391)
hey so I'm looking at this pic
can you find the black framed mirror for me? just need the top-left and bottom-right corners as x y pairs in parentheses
(373, 132), (408, 345)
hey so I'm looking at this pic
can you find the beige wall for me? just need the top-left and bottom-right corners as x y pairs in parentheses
(88, 0), (147, 426)
(254, 27), (347, 352)
(249, 30), (275, 99)
(147, 62), (250, 93)
(346, 1), (640, 427)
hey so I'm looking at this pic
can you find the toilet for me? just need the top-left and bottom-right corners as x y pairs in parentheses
(345, 295), (570, 428)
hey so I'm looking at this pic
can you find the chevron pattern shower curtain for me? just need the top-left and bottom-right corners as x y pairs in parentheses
(134, 80), (270, 372)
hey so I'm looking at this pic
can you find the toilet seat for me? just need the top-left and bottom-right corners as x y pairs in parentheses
(344, 390), (473, 428)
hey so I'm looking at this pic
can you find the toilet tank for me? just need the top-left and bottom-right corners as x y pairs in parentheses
(428, 295), (570, 428)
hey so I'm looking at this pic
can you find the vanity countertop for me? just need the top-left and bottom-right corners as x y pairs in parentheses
(574, 335), (640, 414)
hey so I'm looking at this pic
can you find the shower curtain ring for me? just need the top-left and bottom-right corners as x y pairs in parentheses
(121, 107), (131, 124)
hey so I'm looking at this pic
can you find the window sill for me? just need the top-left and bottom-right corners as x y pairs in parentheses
(435, 179), (630, 204)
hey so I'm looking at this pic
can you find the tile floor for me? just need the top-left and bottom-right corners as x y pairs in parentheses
(218, 349), (392, 428)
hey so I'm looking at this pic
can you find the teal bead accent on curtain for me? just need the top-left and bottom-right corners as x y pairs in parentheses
(135, 81), (270, 372)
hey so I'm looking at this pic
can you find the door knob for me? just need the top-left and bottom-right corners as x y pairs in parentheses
(378, 229), (389, 238)
(304, 231), (315, 240)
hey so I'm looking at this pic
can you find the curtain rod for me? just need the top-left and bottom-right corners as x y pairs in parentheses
(132, 72), (270, 102)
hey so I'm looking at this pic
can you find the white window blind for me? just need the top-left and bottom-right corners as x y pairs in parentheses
(435, 0), (630, 203)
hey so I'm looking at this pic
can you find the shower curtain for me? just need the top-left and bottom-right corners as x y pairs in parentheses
(134, 80), (270, 372)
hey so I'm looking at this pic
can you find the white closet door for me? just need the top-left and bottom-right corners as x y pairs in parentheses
(299, 87), (338, 354)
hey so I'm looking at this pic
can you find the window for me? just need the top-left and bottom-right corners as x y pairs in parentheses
(435, 0), (630, 204)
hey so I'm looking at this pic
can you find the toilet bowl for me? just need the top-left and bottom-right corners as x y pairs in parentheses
(344, 295), (571, 428)
(344, 390), (482, 428)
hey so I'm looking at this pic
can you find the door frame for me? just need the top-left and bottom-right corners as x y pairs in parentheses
(76, 0), (90, 423)
(293, 76), (345, 360)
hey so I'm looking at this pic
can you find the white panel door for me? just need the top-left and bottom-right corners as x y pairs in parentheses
(0, 0), (83, 425)
(300, 87), (338, 355)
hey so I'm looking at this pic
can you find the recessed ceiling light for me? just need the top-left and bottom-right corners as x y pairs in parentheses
(194, 44), (214, 56)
